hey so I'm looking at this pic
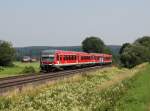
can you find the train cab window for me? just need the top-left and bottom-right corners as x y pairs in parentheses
(59, 56), (62, 61)
(60, 56), (62, 61)
(57, 55), (59, 60)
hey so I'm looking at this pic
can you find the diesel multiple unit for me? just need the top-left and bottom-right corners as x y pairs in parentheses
(40, 50), (112, 72)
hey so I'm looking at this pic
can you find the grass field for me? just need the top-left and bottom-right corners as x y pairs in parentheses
(0, 62), (40, 78)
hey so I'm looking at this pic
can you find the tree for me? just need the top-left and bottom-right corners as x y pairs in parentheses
(119, 43), (131, 54)
(134, 36), (150, 49)
(120, 44), (150, 68)
(82, 36), (105, 53)
(103, 46), (112, 54)
(0, 40), (15, 66)
(119, 36), (150, 68)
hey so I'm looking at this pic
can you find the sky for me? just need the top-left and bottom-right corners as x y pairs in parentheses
(0, 0), (150, 47)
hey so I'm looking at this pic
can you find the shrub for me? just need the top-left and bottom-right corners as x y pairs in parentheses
(0, 66), (4, 71)
(21, 66), (36, 74)
(0, 40), (15, 66)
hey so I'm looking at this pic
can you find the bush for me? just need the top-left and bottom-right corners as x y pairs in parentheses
(120, 36), (150, 68)
(21, 66), (36, 74)
(0, 66), (4, 71)
(0, 40), (15, 66)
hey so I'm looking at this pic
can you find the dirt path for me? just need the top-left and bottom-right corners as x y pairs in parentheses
(97, 63), (146, 91)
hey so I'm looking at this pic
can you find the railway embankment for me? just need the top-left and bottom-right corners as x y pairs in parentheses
(0, 63), (149, 111)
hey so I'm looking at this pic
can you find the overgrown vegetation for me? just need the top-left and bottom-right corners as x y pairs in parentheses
(0, 64), (147, 111)
(0, 67), (126, 111)
(21, 66), (36, 74)
(120, 36), (150, 68)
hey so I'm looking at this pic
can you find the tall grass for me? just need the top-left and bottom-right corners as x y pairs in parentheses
(0, 67), (129, 111)
(114, 63), (150, 111)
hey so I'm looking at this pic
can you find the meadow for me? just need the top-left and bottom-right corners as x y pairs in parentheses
(0, 63), (149, 111)
(0, 62), (40, 78)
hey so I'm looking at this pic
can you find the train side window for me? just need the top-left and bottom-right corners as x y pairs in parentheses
(63, 56), (65, 60)
(67, 56), (69, 60)
(65, 56), (67, 60)
(72, 56), (74, 60)
(73, 56), (75, 60)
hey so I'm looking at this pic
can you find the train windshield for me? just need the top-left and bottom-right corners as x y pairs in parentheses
(42, 56), (54, 62)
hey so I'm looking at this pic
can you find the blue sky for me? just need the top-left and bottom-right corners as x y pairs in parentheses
(0, 0), (150, 47)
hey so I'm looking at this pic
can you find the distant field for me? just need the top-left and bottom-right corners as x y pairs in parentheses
(0, 62), (40, 78)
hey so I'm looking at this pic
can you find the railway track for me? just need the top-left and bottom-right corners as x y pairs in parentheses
(0, 65), (108, 93)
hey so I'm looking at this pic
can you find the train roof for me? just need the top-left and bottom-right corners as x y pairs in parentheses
(42, 50), (112, 57)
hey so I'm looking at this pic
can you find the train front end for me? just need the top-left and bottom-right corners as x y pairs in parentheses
(40, 50), (56, 72)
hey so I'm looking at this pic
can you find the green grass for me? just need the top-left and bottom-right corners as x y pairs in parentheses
(0, 62), (40, 78)
(114, 64), (150, 111)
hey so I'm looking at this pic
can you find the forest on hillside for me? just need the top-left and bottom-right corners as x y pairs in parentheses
(15, 45), (121, 60)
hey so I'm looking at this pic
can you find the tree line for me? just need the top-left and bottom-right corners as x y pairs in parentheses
(82, 36), (150, 68)
(0, 36), (150, 68)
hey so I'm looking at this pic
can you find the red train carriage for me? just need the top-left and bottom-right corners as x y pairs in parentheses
(40, 50), (112, 72)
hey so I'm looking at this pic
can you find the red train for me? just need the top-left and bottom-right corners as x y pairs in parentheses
(40, 50), (112, 72)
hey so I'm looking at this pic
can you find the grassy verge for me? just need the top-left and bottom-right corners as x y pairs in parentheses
(0, 62), (40, 78)
(114, 63), (150, 111)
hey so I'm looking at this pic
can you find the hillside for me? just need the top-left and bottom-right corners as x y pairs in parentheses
(15, 45), (121, 60)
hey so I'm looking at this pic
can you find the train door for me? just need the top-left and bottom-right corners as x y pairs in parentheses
(59, 55), (62, 64)
(99, 57), (104, 64)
